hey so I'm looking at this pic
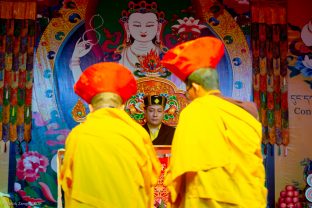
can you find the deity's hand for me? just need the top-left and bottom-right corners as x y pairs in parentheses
(70, 37), (93, 83)
(72, 37), (93, 59)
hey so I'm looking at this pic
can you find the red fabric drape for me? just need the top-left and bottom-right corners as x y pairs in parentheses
(251, 4), (289, 150)
(0, 1), (36, 143)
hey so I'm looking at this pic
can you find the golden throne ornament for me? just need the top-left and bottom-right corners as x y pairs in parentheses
(71, 99), (87, 123)
(124, 77), (189, 126)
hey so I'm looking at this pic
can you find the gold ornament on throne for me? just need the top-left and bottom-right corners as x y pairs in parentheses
(124, 77), (189, 126)
(71, 99), (87, 123)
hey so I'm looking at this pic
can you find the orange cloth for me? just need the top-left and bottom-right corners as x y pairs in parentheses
(161, 37), (224, 81)
(74, 62), (137, 104)
(0, 1), (36, 20)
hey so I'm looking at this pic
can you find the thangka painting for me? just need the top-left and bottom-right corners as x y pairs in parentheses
(10, 0), (253, 207)
(37, 0), (251, 129)
(274, 0), (312, 203)
(288, 20), (312, 88)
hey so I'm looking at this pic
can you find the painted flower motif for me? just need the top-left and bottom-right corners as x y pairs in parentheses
(297, 55), (312, 78)
(301, 20), (312, 47)
(302, 55), (312, 69)
(171, 17), (207, 41)
(16, 151), (49, 182)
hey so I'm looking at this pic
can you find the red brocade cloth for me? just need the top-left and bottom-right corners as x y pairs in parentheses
(0, 1), (36, 143)
(251, 5), (289, 148)
(154, 147), (171, 207)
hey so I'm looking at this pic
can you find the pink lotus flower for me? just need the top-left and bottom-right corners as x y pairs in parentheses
(16, 151), (49, 182)
(171, 17), (207, 41)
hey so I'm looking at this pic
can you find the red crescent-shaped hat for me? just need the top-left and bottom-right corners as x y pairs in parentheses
(161, 36), (225, 81)
(74, 62), (137, 104)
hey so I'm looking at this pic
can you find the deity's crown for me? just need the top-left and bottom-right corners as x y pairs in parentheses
(120, 1), (165, 23)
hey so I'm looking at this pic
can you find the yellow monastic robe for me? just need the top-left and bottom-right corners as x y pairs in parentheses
(0, 194), (13, 208)
(60, 108), (161, 208)
(165, 93), (267, 208)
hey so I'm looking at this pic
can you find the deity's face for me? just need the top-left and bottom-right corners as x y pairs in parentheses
(128, 12), (158, 42)
(145, 105), (164, 127)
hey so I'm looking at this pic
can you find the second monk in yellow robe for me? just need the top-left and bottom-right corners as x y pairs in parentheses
(161, 37), (267, 208)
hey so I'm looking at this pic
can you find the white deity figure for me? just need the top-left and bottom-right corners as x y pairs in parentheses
(117, 8), (165, 73)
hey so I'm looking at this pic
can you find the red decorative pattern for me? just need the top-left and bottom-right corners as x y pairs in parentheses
(251, 4), (289, 151)
(154, 146), (171, 208)
(154, 157), (170, 207)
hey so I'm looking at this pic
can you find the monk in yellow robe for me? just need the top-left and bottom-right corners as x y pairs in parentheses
(60, 62), (161, 208)
(161, 37), (267, 208)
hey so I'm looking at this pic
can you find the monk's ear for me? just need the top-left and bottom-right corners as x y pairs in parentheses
(119, 104), (125, 110)
(88, 104), (94, 113)
(191, 82), (201, 92)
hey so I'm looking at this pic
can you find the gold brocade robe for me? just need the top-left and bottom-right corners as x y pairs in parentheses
(60, 108), (161, 208)
(165, 93), (267, 208)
